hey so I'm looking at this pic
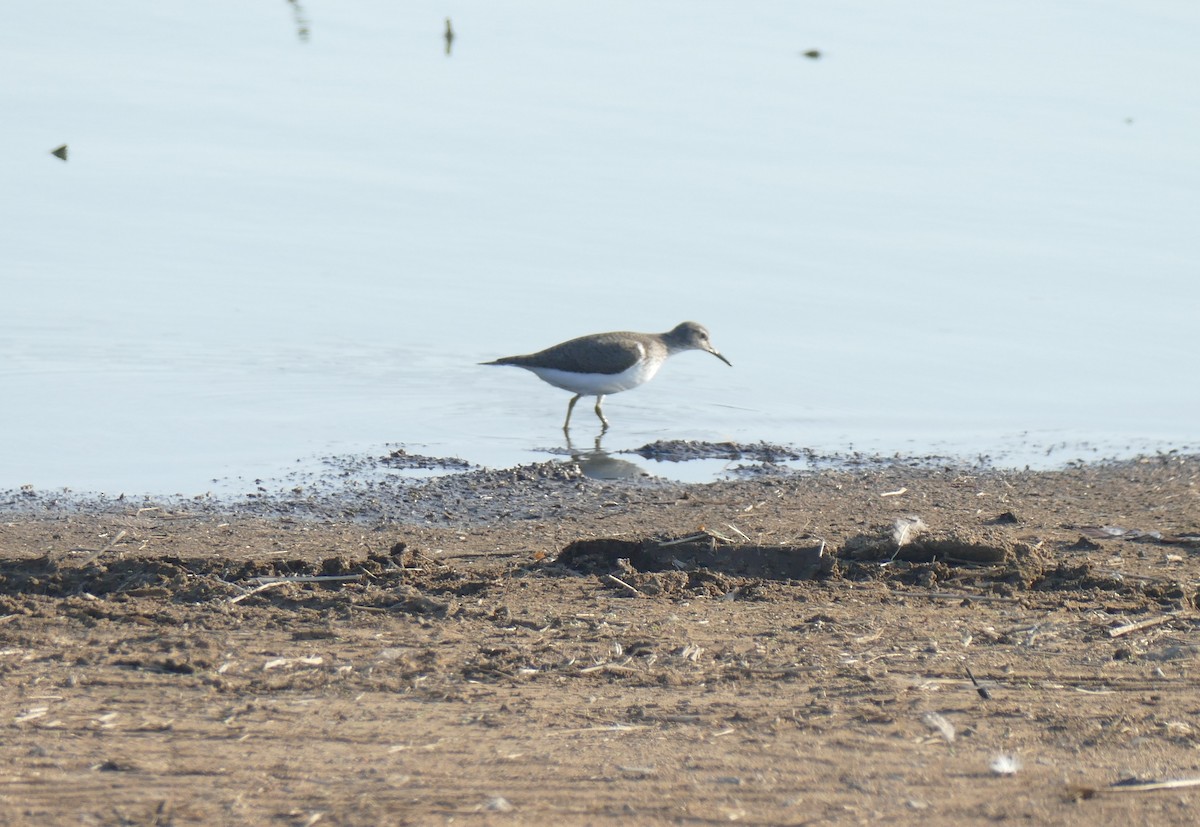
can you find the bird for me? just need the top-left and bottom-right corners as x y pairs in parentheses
(482, 321), (731, 432)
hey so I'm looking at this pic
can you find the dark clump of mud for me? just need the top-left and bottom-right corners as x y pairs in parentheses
(379, 448), (473, 471)
(0, 542), (497, 618)
(629, 440), (809, 463)
(842, 518), (1027, 564)
(556, 535), (832, 582)
(549, 511), (1200, 612)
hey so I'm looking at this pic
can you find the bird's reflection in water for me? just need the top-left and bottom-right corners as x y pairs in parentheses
(564, 432), (647, 480)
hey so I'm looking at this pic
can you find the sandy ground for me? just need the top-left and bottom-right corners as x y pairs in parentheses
(2, 453), (1200, 825)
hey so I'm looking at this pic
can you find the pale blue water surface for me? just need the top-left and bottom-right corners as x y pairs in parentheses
(3, 1), (1198, 494)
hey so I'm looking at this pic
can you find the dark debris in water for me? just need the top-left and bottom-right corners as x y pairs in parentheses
(624, 441), (975, 473)
(380, 448), (473, 471)
(628, 440), (809, 463)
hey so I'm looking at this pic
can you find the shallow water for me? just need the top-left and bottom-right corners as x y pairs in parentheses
(3, 1), (1198, 494)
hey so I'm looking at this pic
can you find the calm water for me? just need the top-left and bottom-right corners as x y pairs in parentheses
(3, 1), (1198, 494)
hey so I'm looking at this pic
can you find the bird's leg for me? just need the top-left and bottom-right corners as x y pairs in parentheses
(563, 393), (582, 433)
(593, 395), (610, 431)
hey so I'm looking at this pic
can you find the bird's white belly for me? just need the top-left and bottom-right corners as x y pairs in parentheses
(525, 360), (661, 396)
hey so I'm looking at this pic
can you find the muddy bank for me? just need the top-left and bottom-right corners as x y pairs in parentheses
(1, 453), (1198, 825)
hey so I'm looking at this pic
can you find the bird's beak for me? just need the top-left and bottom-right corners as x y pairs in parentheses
(710, 349), (732, 367)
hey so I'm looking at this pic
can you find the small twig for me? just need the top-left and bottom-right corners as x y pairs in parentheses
(913, 592), (1020, 603)
(1108, 613), (1181, 639)
(77, 530), (128, 566)
(725, 523), (751, 542)
(229, 581), (290, 605)
(228, 574), (364, 605)
(577, 662), (637, 674)
(1072, 776), (1200, 797)
(704, 527), (737, 544)
(880, 487), (907, 498)
(253, 574), (363, 585)
(1095, 568), (1165, 583)
(1109, 777), (1200, 792)
(602, 574), (643, 597)
(656, 533), (709, 548)
(548, 724), (651, 735)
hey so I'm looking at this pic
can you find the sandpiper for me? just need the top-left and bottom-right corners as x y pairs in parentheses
(482, 321), (731, 431)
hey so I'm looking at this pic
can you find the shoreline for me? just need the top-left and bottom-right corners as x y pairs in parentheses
(5, 436), (1196, 506)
